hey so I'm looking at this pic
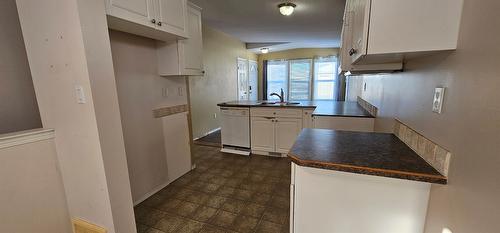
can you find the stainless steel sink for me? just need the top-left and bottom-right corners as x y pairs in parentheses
(258, 102), (300, 106)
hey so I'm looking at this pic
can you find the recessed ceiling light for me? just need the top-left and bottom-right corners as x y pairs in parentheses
(278, 2), (296, 16)
(261, 48), (270, 54)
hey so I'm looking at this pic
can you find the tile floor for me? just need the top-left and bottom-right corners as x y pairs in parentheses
(135, 145), (291, 233)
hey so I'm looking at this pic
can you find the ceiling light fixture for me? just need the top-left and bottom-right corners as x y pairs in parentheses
(260, 48), (270, 54)
(278, 2), (296, 16)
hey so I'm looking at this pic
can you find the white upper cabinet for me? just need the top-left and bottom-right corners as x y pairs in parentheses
(156, 0), (188, 37)
(339, 0), (402, 73)
(105, 0), (188, 41)
(157, 2), (204, 76)
(106, 0), (156, 27)
(341, 0), (463, 67)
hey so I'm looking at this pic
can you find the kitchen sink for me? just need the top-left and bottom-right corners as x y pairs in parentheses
(258, 102), (300, 106)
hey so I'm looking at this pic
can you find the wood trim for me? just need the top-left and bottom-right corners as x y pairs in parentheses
(0, 128), (55, 149)
(72, 218), (107, 233)
(152, 104), (189, 118)
(288, 153), (447, 184)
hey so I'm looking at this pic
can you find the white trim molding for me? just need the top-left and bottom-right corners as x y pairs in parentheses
(0, 128), (55, 149)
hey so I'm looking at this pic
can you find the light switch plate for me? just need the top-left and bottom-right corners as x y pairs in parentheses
(432, 87), (445, 113)
(75, 85), (86, 104)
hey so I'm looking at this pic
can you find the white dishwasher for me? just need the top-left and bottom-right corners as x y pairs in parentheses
(220, 107), (250, 155)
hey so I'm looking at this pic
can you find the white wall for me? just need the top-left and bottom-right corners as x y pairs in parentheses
(76, 1), (136, 232)
(109, 30), (188, 203)
(16, 0), (135, 232)
(189, 26), (257, 139)
(345, 0), (500, 232)
(0, 0), (41, 134)
(0, 131), (71, 233)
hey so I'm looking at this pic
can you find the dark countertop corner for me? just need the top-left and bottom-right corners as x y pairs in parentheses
(288, 128), (447, 184)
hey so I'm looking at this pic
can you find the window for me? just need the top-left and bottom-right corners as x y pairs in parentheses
(265, 56), (338, 101)
(267, 60), (288, 100)
(313, 56), (338, 100)
(289, 59), (312, 101)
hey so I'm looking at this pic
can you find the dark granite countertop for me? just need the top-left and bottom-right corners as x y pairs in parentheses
(288, 128), (447, 184)
(217, 100), (374, 118)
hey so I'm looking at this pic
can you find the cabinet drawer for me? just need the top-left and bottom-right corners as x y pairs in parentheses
(251, 107), (303, 118)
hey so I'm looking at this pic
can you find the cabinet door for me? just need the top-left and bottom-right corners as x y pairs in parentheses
(179, 4), (203, 74)
(350, 0), (371, 63)
(251, 117), (275, 152)
(275, 118), (303, 153)
(106, 0), (156, 28)
(302, 109), (314, 128)
(156, 0), (188, 37)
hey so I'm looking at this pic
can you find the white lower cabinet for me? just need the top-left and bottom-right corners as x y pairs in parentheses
(250, 117), (275, 152)
(275, 118), (302, 153)
(290, 163), (431, 233)
(250, 108), (303, 155)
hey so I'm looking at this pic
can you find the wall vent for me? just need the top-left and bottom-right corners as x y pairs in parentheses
(72, 218), (107, 233)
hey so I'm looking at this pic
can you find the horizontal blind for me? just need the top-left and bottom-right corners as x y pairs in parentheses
(289, 59), (312, 101)
(267, 60), (288, 100)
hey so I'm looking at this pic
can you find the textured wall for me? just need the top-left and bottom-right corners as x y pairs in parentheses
(188, 26), (257, 139)
(346, 0), (500, 232)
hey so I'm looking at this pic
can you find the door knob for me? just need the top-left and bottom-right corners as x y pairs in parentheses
(151, 19), (156, 24)
(157, 21), (162, 26)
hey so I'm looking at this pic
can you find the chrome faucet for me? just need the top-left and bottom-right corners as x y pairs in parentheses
(270, 88), (285, 103)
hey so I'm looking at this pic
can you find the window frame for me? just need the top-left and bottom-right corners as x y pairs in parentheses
(265, 56), (338, 101)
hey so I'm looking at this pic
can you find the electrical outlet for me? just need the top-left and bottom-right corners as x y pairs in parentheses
(162, 87), (169, 97)
(432, 87), (445, 114)
(213, 113), (217, 119)
(178, 87), (183, 96)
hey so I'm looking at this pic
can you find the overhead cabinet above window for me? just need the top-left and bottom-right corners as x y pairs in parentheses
(340, 0), (463, 70)
(105, 0), (188, 41)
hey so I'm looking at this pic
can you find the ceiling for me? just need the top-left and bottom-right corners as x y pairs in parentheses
(189, 0), (346, 53)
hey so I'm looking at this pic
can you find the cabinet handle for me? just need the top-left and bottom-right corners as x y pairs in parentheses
(349, 48), (357, 56)
(151, 19), (156, 24)
(157, 21), (162, 26)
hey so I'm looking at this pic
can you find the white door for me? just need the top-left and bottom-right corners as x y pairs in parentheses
(275, 118), (302, 153)
(106, 0), (156, 28)
(250, 117), (275, 152)
(162, 112), (192, 182)
(156, 0), (187, 36)
(248, 60), (258, 101)
(180, 4), (203, 73)
(237, 58), (249, 100)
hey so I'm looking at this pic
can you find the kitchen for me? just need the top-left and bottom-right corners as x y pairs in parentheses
(0, 0), (499, 233)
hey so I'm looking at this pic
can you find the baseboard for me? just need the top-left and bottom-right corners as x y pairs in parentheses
(193, 127), (221, 141)
(133, 180), (171, 206)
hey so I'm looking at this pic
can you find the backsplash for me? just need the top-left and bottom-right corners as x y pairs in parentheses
(357, 96), (378, 117)
(394, 119), (451, 176)
(152, 104), (189, 118)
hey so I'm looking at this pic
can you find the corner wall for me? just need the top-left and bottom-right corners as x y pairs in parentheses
(188, 26), (257, 139)
(345, 0), (500, 232)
